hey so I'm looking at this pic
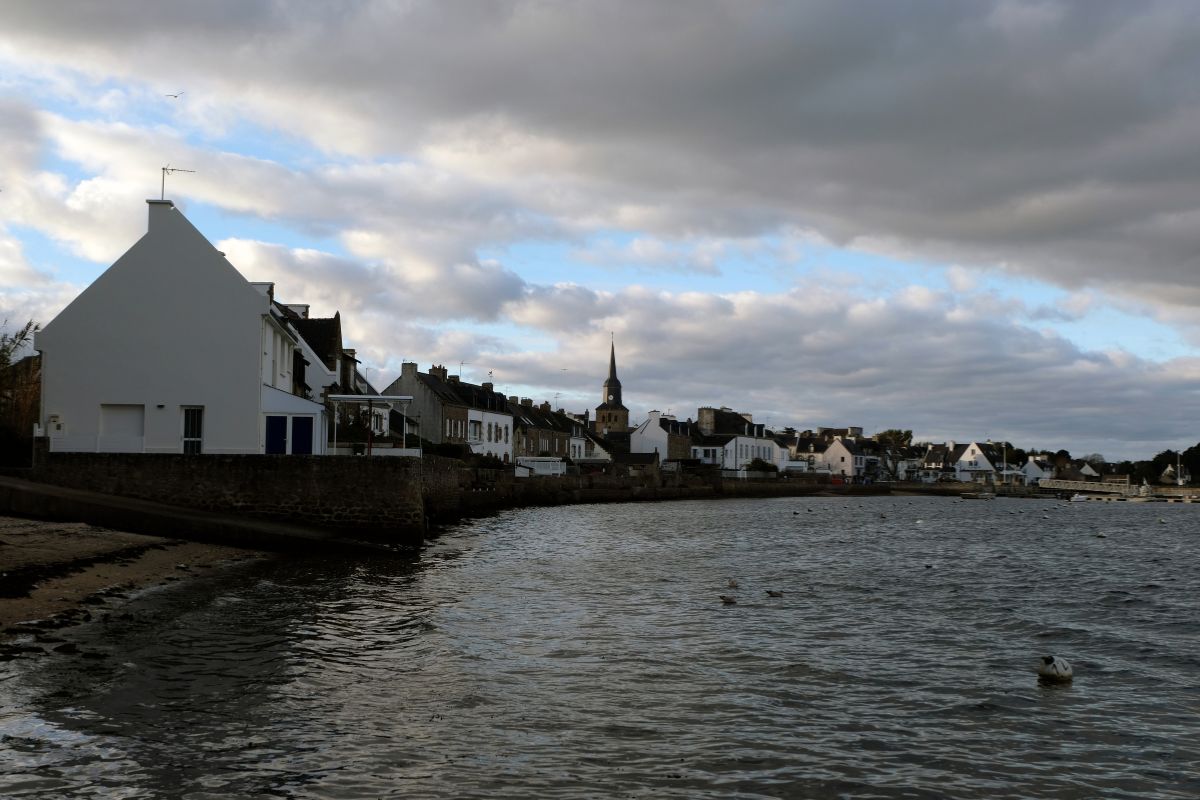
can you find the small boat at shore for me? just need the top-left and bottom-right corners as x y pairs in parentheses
(1069, 493), (1090, 502)
(960, 491), (996, 500)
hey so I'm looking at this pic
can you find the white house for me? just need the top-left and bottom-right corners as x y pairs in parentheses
(35, 199), (328, 455)
(952, 442), (1002, 484)
(692, 406), (781, 469)
(1023, 455), (1053, 485)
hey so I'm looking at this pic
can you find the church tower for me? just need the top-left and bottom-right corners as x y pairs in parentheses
(595, 339), (629, 435)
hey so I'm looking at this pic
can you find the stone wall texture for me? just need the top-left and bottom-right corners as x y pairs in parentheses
(32, 450), (426, 541)
(26, 441), (864, 545)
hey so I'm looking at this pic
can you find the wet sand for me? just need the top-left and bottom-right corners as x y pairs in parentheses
(1, 515), (263, 639)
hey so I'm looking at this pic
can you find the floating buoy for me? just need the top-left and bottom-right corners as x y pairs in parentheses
(1037, 655), (1073, 683)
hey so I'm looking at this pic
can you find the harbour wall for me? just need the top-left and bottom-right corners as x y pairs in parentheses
(14, 443), (853, 547)
(27, 448), (426, 542)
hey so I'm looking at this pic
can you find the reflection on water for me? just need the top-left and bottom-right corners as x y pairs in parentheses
(2, 496), (1199, 798)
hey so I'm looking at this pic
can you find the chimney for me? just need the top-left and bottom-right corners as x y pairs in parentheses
(521, 398), (533, 407)
(401, 362), (418, 378)
(251, 282), (275, 302)
(340, 348), (357, 391)
(540, 401), (551, 412)
(146, 198), (175, 233)
(482, 382), (493, 392)
(429, 364), (448, 380)
(509, 395), (519, 404)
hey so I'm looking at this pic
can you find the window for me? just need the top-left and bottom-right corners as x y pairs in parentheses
(183, 407), (204, 454)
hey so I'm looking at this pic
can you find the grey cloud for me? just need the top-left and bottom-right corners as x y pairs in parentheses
(8, 2), (1200, 300)
(494, 283), (1199, 459)
(220, 239), (527, 323)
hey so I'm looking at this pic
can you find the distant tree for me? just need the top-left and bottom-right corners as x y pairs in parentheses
(1149, 450), (1181, 484)
(1181, 442), (1200, 482)
(1053, 449), (1072, 469)
(746, 457), (778, 472)
(1081, 453), (1107, 468)
(0, 319), (41, 468)
(0, 319), (38, 369)
(875, 429), (913, 447)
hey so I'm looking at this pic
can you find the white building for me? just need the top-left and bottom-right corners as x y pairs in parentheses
(35, 199), (328, 455)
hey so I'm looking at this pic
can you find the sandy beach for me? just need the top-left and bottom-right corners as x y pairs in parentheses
(0, 514), (263, 642)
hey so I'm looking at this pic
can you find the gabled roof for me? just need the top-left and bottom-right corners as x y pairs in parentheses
(705, 407), (762, 436)
(289, 314), (343, 372)
(921, 444), (952, 467)
(507, 400), (583, 434)
(694, 432), (736, 447)
(414, 370), (470, 408)
(444, 378), (511, 413)
(659, 417), (694, 437)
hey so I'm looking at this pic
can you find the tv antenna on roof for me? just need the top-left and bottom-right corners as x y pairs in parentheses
(161, 164), (196, 200)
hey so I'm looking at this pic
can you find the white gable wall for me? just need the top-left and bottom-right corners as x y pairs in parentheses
(630, 411), (670, 456)
(36, 200), (270, 454)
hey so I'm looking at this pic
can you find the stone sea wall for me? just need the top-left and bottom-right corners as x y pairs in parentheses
(31, 449), (425, 540)
(25, 443), (854, 545)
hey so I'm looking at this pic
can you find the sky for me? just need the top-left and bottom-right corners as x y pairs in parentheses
(2, 0), (1200, 461)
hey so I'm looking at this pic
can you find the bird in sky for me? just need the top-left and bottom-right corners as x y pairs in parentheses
(165, 91), (184, 98)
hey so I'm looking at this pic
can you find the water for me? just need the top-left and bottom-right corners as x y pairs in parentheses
(2, 496), (1198, 798)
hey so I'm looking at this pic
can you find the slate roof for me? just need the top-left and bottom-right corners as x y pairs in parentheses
(442, 377), (510, 413)
(693, 432), (736, 447)
(289, 314), (343, 372)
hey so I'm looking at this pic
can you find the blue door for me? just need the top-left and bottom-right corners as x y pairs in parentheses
(265, 416), (287, 454)
(292, 416), (314, 455)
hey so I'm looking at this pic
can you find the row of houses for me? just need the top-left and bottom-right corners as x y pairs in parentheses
(25, 199), (1090, 486)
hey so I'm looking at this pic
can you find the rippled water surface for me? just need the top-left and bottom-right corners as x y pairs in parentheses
(2, 496), (1198, 798)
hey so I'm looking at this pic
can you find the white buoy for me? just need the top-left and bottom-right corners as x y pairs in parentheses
(1037, 655), (1073, 683)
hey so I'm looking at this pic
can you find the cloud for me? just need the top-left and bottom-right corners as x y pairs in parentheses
(0, 2), (1194, 299)
(482, 278), (1200, 459)
(4, 2), (1200, 457)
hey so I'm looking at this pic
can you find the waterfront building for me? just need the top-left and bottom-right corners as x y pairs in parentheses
(508, 398), (586, 462)
(693, 406), (781, 470)
(629, 410), (695, 461)
(384, 364), (513, 462)
(35, 200), (329, 454)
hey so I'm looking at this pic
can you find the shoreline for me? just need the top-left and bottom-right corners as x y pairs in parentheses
(0, 515), (264, 646)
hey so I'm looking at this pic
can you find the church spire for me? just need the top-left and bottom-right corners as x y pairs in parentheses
(599, 336), (625, 411)
(595, 335), (629, 435)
